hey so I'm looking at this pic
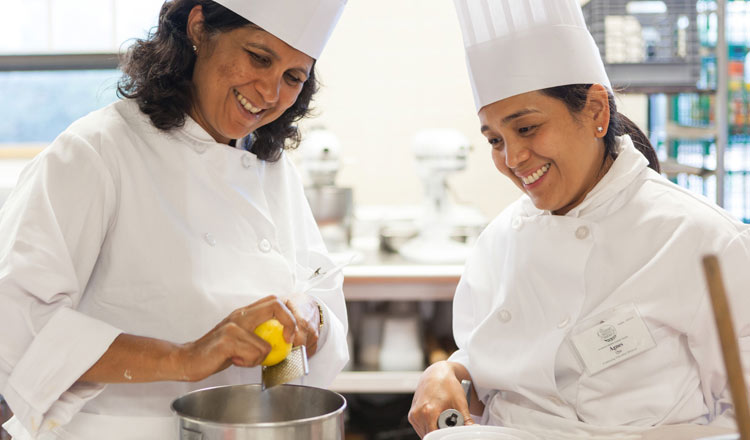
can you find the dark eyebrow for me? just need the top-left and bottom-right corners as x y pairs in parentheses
(247, 42), (279, 60)
(501, 108), (540, 123)
(246, 42), (311, 79)
(481, 108), (541, 132)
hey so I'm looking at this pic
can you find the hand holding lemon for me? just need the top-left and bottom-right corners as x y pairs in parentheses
(254, 318), (293, 366)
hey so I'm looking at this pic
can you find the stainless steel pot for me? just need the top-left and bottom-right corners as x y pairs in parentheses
(171, 384), (346, 440)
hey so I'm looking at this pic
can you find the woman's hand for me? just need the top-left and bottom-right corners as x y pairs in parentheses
(176, 295), (297, 382)
(282, 293), (321, 356)
(408, 361), (475, 438)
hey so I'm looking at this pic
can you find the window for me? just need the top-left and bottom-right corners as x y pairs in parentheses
(1, 0), (161, 54)
(0, 70), (121, 142)
(0, 0), (162, 145)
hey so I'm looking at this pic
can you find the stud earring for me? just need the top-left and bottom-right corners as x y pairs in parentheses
(596, 126), (604, 133)
(192, 45), (198, 53)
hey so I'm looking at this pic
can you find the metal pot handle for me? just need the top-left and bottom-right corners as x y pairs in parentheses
(180, 426), (204, 440)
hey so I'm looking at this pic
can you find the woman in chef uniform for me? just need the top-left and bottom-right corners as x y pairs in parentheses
(0, 0), (349, 438)
(409, 0), (750, 439)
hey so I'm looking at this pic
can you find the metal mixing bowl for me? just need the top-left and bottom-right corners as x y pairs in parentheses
(171, 384), (346, 439)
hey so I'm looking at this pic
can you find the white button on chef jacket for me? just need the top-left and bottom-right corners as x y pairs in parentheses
(575, 226), (589, 240)
(258, 238), (272, 253)
(497, 309), (512, 323)
(204, 232), (217, 247)
(241, 153), (254, 168)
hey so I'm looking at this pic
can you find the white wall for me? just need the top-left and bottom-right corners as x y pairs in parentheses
(295, 0), (519, 219)
(296, 0), (649, 219)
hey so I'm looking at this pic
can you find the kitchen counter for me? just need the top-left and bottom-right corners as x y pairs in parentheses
(336, 242), (464, 301)
(343, 261), (462, 301)
(330, 370), (422, 394)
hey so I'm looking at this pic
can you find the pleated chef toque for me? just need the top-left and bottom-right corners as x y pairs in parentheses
(213, 0), (347, 59)
(453, 0), (612, 111)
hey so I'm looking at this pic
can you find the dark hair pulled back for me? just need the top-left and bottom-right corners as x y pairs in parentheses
(117, 0), (318, 162)
(540, 84), (660, 173)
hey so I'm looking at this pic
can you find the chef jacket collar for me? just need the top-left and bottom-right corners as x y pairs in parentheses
(520, 135), (649, 218)
(176, 115), (254, 157)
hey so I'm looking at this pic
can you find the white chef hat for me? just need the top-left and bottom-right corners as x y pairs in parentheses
(212, 0), (347, 59)
(453, 0), (612, 111)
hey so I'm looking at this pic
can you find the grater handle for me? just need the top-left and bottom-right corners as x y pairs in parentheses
(436, 380), (472, 429)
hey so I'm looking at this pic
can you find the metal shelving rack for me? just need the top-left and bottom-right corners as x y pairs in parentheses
(583, 0), (703, 92)
(583, 0), (750, 220)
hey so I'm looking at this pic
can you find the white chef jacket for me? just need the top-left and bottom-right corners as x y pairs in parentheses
(448, 135), (750, 439)
(0, 99), (349, 439)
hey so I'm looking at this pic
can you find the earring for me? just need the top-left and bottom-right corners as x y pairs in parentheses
(192, 45), (198, 53)
(597, 126), (604, 133)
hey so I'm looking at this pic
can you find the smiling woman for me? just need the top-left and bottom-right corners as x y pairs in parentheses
(479, 88), (611, 215)
(0, 0), (349, 439)
(186, 12), (314, 147)
(118, 0), (319, 161)
(409, 0), (750, 438)
(478, 84), (661, 216)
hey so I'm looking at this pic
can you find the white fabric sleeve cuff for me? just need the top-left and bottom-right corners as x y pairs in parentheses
(447, 348), (470, 366)
(3, 307), (121, 435)
(303, 291), (349, 388)
(446, 350), (493, 405)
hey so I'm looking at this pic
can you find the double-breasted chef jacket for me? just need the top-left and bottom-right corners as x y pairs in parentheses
(449, 135), (750, 438)
(0, 99), (349, 439)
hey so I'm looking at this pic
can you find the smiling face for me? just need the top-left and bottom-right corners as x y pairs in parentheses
(478, 86), (611, 215)
(187, 6), (314, 145)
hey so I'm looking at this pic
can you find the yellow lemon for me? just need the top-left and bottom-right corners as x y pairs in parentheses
(254, 319), (292, 367)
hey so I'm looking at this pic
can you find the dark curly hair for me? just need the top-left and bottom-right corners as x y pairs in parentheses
(541, 84), (660, 173)
(117, 0), (319, 162)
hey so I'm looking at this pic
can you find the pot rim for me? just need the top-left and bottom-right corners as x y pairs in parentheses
(170, 383), (347, 428)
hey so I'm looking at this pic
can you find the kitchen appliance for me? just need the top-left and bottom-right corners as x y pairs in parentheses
(171, 384), (346, 439)
(399, 129), (473, 264)
(300, 129), (353, 252)
(378, 302), (424, 371)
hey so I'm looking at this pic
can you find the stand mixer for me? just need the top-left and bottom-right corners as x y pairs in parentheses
(399, 129), (473, 264)
(300, 129), (353, 253)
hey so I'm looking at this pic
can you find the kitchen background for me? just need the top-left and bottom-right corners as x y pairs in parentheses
(0, 0), (653, 216)
(1, 1), (749, 439)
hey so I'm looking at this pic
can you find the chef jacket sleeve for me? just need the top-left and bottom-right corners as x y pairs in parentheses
(447, 224), (497, 404)
(283, 155), (349, 388)
(0, 132), (122, 436)
(305, 252), (349, 388)
(688, 228), (750, 427)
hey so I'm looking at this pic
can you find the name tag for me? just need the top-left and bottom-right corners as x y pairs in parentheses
(570, 303), (656, 375)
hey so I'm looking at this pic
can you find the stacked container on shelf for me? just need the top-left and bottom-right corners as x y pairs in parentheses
(670, 0), (750, 221)
(585, 0), (750, 222)
(666, 92), (717, 204)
